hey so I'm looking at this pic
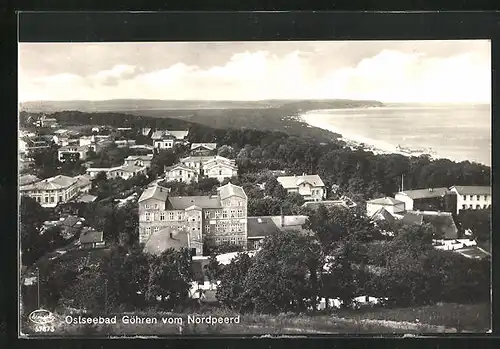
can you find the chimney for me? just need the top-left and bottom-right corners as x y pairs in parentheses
(280, 207), (284, 227)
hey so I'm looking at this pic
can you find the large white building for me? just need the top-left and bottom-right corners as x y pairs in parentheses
(450, 186), (491, 214)
(276, 174), (326, 201)
(164, 163), (199, 183)
(175, 155), (237, 183)
(138, 182), (248, 255)
(20, 174), (91, 208)
(123, 154), (154, 168)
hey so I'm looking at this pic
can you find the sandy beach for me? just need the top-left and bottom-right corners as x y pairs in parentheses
(299, 104), (491, 166)
(300, 110), (440, 159)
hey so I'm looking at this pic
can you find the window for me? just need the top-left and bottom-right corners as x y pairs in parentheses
(484, 195), (488, 201)
(145, 227), (151, 234)
(476, 205), (481, 209)
(219, 170), (222, 175)
(59, 195), (63, 202)
(205, 225), (210, 232)
(145, 212), (151, 221)
(154, 226), (159, 233)
(237, 209), (243, 217)
(231, 225), (236, 233)
(205, 211), (210, 218)
(215, 211), (221, 219)
(179, 170), (182, 175)
(169, 212), (175, 220)
(483, 204), (487, 209)
(145, 204), (150, 209)
(222, 211), (228, 219)
(44, 197), (49, 203)
(188, 174), (191, 178)
(469, 195), (473, 201)
(476, 195), (480, 200)
(216, 225), (221, 232)
(160, 212), (165, 221)
(230, 210), (236, 218)
(238, 201), (242, 206)
(463, 195), (467, 200)
(177, 213), (183, 221)
(462, 205), (466, 209)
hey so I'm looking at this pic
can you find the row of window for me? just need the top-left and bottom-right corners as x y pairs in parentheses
(215, 236), (246, 245)
(311, 189), (322, 195)
(462, 195), (489, 201)
(462, 204), (490, 210)
(206, 223), (245, 233)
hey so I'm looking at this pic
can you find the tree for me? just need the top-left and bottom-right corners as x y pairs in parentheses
(242, 231), (324, 313)
(20, 197), (50, 266)
(457, 208), (491, 241)
(150, 150), (176, 178)
(216, 252), (254, 312)
(303, 205), (379, 253)
(145, 248), (193, 309)
(217, 145), (236, 159)
(204, 254), (222, 289)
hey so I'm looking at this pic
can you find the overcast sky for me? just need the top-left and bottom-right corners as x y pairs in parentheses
(19, 40), (491, 103)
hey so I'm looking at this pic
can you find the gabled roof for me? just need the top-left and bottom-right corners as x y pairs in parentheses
(167, 196), (221, 210)
(370, 207), (396, 223)
(151, 130), (169, 140)
(277, 174), (325, 189)
(79, 229), (103, 244)
(181, 155), (216, 164)
(203, 160), (237, 171)
(247, 215), (309, 238)
(168, 130), (189, 140)
(143, 226), (189, 256)
(190, 143), (217, 151)
(396, 187), (450, 200)
(367, 197), (405, 206)
(450, 186), (491, 196)
(117, 164), (145, 173)
(125, 154), (153, 161)
(165, 163), (198, 173)
(139, 184), (169, 203)
(20, 175), (78, 191)
(142, 127), (152, 136)
(185, 204), (202, 211)
(218, 182), (247, 200)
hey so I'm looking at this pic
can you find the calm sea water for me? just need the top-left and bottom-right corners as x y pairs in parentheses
(301, 104), (491, 166)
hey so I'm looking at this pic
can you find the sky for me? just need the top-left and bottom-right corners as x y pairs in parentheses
(18, 40), (491, 103)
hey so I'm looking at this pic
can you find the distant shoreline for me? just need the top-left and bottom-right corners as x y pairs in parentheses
(300, 109), (443, 161)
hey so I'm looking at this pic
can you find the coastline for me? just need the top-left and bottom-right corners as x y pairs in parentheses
(299, 110), (441, 160)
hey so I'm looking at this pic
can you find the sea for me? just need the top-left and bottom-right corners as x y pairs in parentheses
(301, 103), (491, 167)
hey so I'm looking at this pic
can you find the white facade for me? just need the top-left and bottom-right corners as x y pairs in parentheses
(165, 165), (198, 183)
(58, 145), (89, 162)
(204, 161), (238, 182)
(394, 193), (414, 211)
(86, 165), (146, 180)
(20, 175), (81, 208)
(277, 175), (326, 202)
(450, 186), (491, 214)
(154, 139), (174, 149)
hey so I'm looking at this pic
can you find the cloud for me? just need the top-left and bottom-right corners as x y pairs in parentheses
(18, 42), (491, 103)
(92, 64), (139, 86)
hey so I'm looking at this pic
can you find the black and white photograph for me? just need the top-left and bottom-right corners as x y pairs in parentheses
(18, 39), (491, 336)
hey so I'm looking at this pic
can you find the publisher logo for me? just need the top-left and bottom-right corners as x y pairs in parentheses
(28, 309), (55, 325)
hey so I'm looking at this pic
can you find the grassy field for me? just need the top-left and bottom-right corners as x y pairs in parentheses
(21, 302), (490, 336)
